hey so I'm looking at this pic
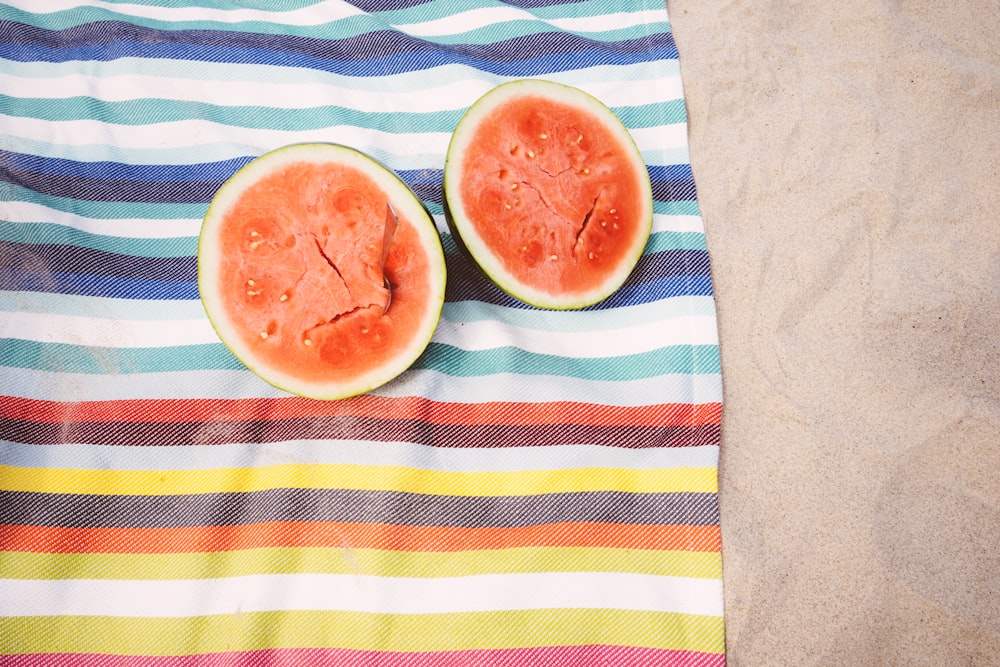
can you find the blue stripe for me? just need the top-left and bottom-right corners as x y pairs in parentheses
(0, 23), (677, 75)
(1, 233), (707, 284)
(0, 241), (194, 280)
(3, 152), (693, 185)
(4, 175), (694, 210)
(0, 270), (199, 300)
(445, 273), (715, 311)
(4, 239), (711, 287)
(4, 165), (694, 207)
(0, 150), (251, 182)
(3, 21), (673, 59)
(1, 252), (711, 304)
(0, 43), (680, 77)
(2, 168), (225, 204)
(648, 164), (693, 181)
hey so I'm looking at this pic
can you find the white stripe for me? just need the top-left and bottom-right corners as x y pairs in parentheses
(2, 197), (698, 243)
(634, 123), (690, 151)
(0, 72), (682, 112)
(3, 202), (201, 238)
(0, 572), (723, 618)
(548, 9), (667, 33)
(1, 438), (721, 473)
(398, 8), (664, 38)
(2, 58), (679, 96)
(0, 73), (497, 114)
(0, 312), (217, 348)
(433, 315), (718, 356)
(4, 309), (716, 353)
(3, 117), (684, 159)
(2, 116), (453, 158)
(10, 0), (366, 26)
(654, 214), (705, 233)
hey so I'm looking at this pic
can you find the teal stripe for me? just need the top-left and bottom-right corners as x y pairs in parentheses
(0, 438), (720, 473)
(0, 95), (465, 133)
(0, 221), (196, 258)
(5, 136), (690, 190)
(647, 230), (707, 252)
(3, 135), (450, 173)
(3, 365), (721, 404)
(3, 94), (680, 134)
(642, 146), (692, 167)
(2, 183), (207, 220)
(422, 343), (719, 379)
(615, 99), (689, 128)
(1, 339), (718, 378)
(655, 200), (701, 216)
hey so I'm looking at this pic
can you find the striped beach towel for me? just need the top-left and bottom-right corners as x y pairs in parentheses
(0, 1), (725, 664)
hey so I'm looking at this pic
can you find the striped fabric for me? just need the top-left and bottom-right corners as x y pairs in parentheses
(0, 1), (725, 665)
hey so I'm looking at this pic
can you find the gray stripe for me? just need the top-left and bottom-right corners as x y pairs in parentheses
(0, 489), (720, 529)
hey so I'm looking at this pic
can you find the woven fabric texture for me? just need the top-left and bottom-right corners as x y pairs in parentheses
(0, 1), (725, 664)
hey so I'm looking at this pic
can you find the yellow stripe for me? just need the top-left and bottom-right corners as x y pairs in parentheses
(0, 463), (717, 496)
(1, 609), (726, 655)
(2, 546), (723, 581)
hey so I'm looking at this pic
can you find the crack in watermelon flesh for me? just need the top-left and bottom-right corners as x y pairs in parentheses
(215, 161), (429, 384)
(459, 96), (646, 296)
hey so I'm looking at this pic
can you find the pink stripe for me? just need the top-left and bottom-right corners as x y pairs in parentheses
(0, 646), (725, 666)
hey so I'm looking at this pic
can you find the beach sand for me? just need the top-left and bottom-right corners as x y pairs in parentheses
(669, 1), (1000, 663)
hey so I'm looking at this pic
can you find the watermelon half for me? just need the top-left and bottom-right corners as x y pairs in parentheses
(444, 79), (653, 310)
(198, 143), (447, 400)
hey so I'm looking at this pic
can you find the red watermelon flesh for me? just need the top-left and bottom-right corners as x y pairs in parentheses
(445, 80), (653, 309)
(199, 144), (446, 400)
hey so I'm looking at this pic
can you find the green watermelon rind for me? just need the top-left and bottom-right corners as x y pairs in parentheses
(198, 142), (447, 401)
(443, 79), (654, 310)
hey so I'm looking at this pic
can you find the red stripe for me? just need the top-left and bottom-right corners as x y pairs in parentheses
(0, 395), (721, 428)
(0, 522), (722, 555)
(0, 646), (726, 666)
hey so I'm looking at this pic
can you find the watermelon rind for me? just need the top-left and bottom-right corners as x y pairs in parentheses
(198, 143), (447, 401)
(443, 79), (653, 310)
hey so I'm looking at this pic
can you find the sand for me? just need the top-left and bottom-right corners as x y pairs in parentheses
(668, 1), (1000, 663)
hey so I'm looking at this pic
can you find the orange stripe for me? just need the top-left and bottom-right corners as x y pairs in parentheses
(1, 396), (722, 428)
(1, 523), (722, 555)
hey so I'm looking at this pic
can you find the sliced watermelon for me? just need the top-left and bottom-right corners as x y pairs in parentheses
(198, 143), (446, 400)
(444, 79), (653, 310)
